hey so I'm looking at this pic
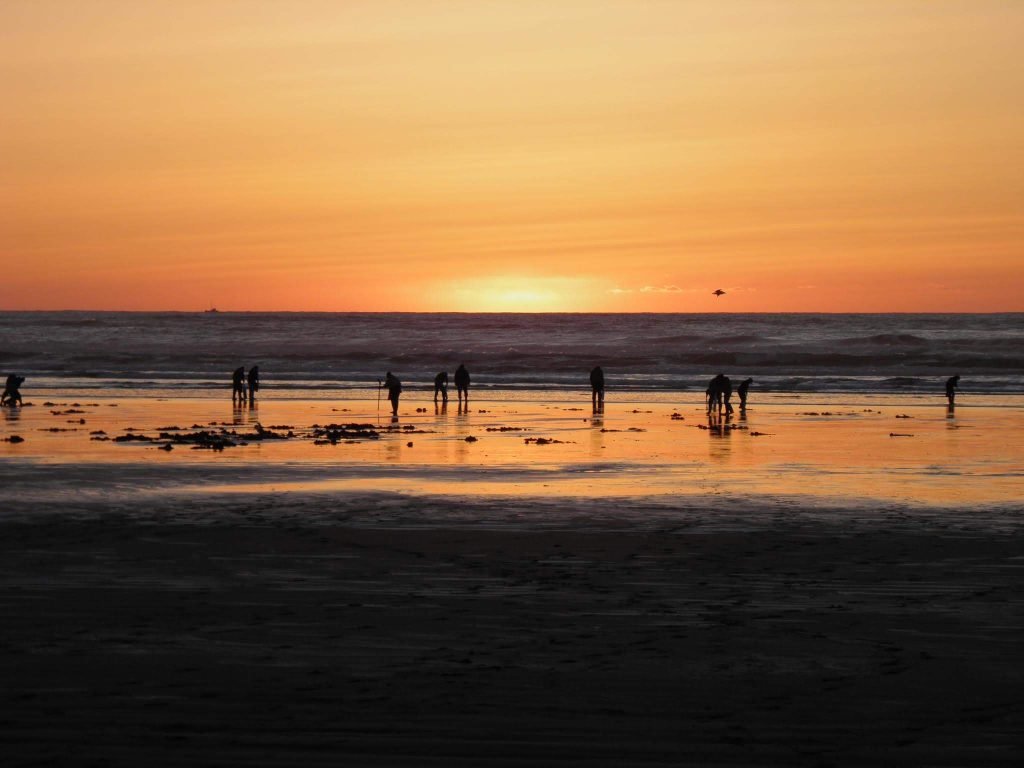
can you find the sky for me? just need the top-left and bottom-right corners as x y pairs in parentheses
(2, 1), (1022, 312)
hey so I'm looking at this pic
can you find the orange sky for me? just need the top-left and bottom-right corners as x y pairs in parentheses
(2, 1), (1022, 312)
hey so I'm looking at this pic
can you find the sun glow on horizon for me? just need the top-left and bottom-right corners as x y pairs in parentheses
(442, 276), (602, 313)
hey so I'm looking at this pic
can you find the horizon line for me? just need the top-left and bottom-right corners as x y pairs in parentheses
(2, 308), (1022, 316)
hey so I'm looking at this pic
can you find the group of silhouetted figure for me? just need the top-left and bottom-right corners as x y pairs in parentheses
(429, 363), (471, 405)
(381, 364), (471, 417)
(705, 374), (754, 415)
(0, 369), (966, 415)
(379, 364), (604, 418)
(373, 369), (963, 419)
(231, 366), (260, 405)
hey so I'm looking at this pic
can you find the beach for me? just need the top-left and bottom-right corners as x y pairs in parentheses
(6, 0), (1024, 756)
(2, 391), (1023, 765)
(2, 494), (1022, 766)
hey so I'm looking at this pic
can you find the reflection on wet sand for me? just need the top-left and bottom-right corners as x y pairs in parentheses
(588, 412), (605, 458)
(1, 395), (1022, 507)
(706, 411), (732, 463)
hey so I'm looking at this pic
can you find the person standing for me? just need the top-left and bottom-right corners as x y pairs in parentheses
(382, 371), (402, 416)
(454, 363), (470, 404)
(247, 365), (260, 403)
(232, 366), (247, 404)
(589, 366), (605, 410)
(433, 371), (449, 403)
(721, 375), (734, 415)
(706, 374), (723, 413)
(737, 377), (753, 409)
(946, 375), (960, 408)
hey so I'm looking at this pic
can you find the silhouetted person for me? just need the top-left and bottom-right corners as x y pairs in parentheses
(1, 374), (24, 407)
(706, 374), (722, 413)
(381, 371), (402, 416)
(705, 374), (732, 414)
(721, 375), (734, 415)
(232, 367), (247, 404)
(590, 366), (605, 410)
(946, 375), (960, 408)
(247, 365), (260, 402)
(454, 364), (470, 403)
(737, 377), (753, 409)
(434, 371), (449, 403)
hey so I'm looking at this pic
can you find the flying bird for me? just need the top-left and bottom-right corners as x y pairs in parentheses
(712, 289), (726, 297)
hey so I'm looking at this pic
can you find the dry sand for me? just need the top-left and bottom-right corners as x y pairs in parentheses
(1, 492), (1022, 767)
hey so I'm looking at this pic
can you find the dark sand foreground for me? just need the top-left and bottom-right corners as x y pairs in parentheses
(2, 494), (1022, 767)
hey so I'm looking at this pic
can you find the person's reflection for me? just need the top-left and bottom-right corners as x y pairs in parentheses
(589, 412), (604, 458)
(385, 437), (402, 461)
(706, 410), (732, 461)
(453, 401), (471, 462)
(590, 366), (605, 412)
(435, 401), (448, 417)
(232, 401), (245, 426)
(2, 404), (20, 424)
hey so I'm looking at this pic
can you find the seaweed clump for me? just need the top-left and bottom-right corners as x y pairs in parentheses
(312, 423), (380, 445)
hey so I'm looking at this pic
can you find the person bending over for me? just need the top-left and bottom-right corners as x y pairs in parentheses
(433, 371), (448, 403)
(1, 374), (24, 406)
(737, 377), (753, 409)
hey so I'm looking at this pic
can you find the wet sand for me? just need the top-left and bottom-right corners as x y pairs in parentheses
(3, 392), (1023, 506)
(2, 395), (1023, 765)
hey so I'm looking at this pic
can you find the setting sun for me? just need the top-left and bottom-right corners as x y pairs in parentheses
(441, 276), (601, 313)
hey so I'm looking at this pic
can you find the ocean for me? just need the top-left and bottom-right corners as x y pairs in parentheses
(2, 312), (1022, 399)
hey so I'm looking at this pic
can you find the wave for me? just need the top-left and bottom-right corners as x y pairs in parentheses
(3, 312), (1022, 395)
(704, 333), (766, 345)
(883, 376), (927, 386)
(13, 348), (1023, 373)
(840, 333), (931, 347)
